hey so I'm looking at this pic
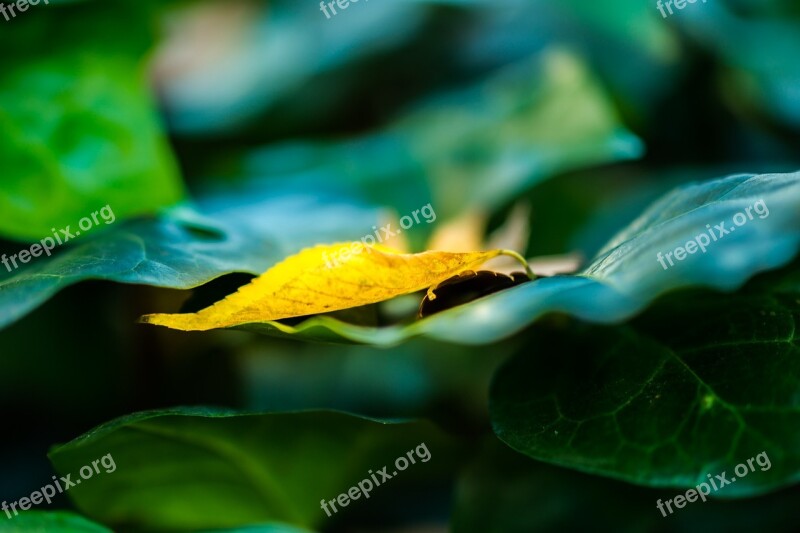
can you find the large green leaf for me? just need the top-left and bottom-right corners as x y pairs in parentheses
(0, 2), (184, 240)
(48, 408), (457, 531)
(209, 171), (800, 345)
(489, 263), (800, 496)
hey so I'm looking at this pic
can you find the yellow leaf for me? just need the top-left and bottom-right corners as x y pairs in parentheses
(140, 243), (531, 331)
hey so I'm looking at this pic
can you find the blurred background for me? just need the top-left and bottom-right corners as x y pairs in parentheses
(1, 0), (800, 531)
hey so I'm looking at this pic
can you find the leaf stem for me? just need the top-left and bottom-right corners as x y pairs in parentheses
(499, 250), (535, 280)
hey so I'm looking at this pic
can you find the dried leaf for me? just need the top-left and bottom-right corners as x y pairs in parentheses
(140, 243), (529, 331)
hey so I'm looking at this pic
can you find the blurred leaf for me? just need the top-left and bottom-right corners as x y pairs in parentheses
(398, 49), (642, 218)
(49, 408), (456, 531)
(0, 2), (184, 240)
(141, 245), (524, 331)
(0, 511), (111, 532)
(424, 0), (682, 121)
(244, 49), (642, 223)
(222, 171), (800, 345)
(0, 191), (382, 330)
(157, 0), (428, 133)
(555, 0), (678, 62)
(674, 1), (800, 129)
(489, 263), (800, 496)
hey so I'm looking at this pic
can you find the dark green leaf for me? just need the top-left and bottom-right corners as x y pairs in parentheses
(489, 264), (800, 496)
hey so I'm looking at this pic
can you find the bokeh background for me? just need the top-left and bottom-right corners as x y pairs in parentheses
(2, 0), (800, 531)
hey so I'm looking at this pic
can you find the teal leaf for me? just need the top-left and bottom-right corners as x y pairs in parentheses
(0, 192), (382, 330)
(222, 171), (800, 346)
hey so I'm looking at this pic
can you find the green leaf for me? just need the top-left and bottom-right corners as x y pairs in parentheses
(244, 49), (642, 223)
(219, 171), (800, 345)
(0, 193), (382, 330)
(0, 511), (111, 532)
(398, 49), (642, 219)
(556, 0), (678, 62)
(0, 2), (184, 240)
(48, 408), (456, 531)
(489, 263), (800, 496)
